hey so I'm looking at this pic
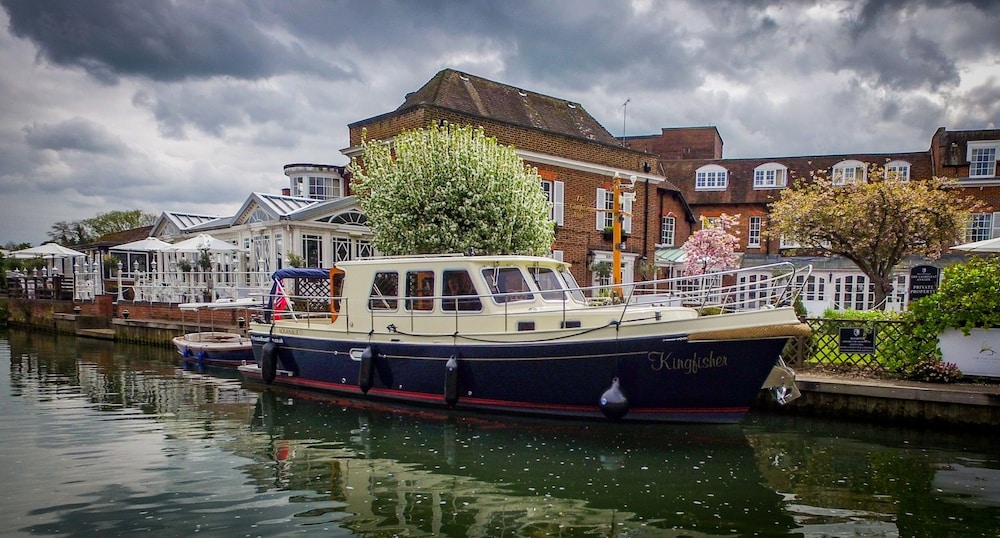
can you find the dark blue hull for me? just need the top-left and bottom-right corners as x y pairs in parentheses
(175, 340), (252, 370)
(244, 331), (790, 423)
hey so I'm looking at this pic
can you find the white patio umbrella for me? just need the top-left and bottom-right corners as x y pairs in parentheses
(951, 237), (1000, 253)
(111, 237), (172, 252)
(111, 237), (173, 274)
(165, 234), (242, 252)
(10, 243), (86, 259)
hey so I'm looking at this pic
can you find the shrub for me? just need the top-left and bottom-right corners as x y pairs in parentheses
(899, 256), (1000, 381)
(907, 359), (962, 383)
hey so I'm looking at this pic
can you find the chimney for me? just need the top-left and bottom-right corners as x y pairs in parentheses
(281, 188), (291, 196)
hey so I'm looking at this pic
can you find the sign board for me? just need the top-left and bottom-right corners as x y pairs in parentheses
(908, 265), (940, 301)
(938, 329), (1000, 378)
(839, 327), (876, 354)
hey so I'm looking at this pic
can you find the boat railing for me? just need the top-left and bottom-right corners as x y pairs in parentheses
(622, 262), (812, 313)
(258, 262), (811, 334)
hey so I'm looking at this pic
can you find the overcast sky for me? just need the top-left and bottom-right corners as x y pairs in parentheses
(1, 0), (998, 246)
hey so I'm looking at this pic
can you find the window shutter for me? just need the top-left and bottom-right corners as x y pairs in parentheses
(596, 188), (607, 230)
(622, 195), (633, 234)
(553, 181), (564, 226)
(993, 212), (1000, 239)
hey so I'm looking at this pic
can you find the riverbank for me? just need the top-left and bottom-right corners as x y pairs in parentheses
(756, 370), (1000, 429)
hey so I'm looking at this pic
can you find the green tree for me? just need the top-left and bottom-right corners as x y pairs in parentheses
(351, 123), (554, 256)
(769, 165), (980, 309)
(47, 210), (155, 246)
(85, 209), (156, 238)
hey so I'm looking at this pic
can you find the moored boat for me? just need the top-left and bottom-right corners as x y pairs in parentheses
(173, 298), (257, 369)
(239, 255), (809, 423)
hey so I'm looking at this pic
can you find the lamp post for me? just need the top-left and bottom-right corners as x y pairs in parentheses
(117, 261), (125, 302)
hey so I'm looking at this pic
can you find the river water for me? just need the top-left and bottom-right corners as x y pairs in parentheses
(2, 327), (999, 537)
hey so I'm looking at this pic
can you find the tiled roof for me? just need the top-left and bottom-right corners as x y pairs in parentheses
(397, 69), (620, 145)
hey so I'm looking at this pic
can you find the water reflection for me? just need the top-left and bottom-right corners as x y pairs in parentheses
(3, 327), (1000, 537)
(246, 391), (794, 535)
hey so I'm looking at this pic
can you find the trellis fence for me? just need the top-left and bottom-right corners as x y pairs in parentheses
(782, 318), (916, 373)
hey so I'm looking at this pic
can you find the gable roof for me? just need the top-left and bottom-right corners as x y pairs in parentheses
(396, 69), (620, 146)
(227, 192), (320, 227)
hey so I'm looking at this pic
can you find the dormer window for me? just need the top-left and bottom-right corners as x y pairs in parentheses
(753, 163), (788, 189)
(968, 141), (999, 178)
(695, 164), (728, 190)
(885, 160), (911, 182)
(832, 160), (866, 186)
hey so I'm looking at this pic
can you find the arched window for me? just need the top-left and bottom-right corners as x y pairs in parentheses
(831, 160), (867, 186)
(753, 162), (788, 188)
(695, 164), (728, 190)
(885, 160), (911, 182)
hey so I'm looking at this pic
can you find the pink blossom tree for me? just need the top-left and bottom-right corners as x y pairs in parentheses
(682, 213), (741, 276)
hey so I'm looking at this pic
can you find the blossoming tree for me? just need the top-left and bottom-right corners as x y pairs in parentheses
(350, 123), (555, 256)
(681, 213), (741, 275)
(769, 165), (980, 309)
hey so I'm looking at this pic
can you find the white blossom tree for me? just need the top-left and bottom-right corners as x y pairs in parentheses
(351, 123), (555, 256)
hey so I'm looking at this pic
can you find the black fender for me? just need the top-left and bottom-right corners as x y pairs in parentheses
(358, 346), (375, 393)
(261, 341), (279, 385)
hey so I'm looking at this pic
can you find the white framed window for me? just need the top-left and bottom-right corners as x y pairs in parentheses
(779, 235), (800, 250)
(695, 165), (728, 190)
(290, 175), (344, 200)
(596, 188), (614, 230)
(753, 163), (788, 188)
(659, 216), (675, 246)
(832, 160), (867, 185)
(595, 188), (632, 233)
(541, 180), (565, 226)
(885, 160), (911, 182)
(748, 216), (762, 248)
(968, 141), (999, 178)
(966, 212), (1000, 242)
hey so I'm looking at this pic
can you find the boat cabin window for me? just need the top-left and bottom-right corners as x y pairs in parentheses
(560, 269), (587, 303)
(369, 271), (398, 310)
(442, 270), (482, 311)
(405, 270), (434, 311)
(530, 267), (567, 301)
(482, 267), (532, 303)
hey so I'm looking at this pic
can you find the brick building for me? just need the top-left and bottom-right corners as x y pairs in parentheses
(343, 69), (695, 287)
(633, 126), (1000, 313)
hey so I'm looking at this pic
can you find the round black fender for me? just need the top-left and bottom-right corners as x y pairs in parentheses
(358, 346), (375, 394)
(261, 341), (279, 385)
(599, 377), (629, 420)
(444, 355), (460, 406)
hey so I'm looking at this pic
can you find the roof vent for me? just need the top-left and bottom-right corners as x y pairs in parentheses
(567, 103), (576, 109)
(459, 75), (469, 81)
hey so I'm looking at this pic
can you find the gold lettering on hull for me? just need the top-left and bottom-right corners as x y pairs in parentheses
(648, 351), (728, 374)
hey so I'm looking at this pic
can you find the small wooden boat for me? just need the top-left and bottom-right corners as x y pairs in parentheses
(239, 256), (808, 423)
(173, 298), (257, 369)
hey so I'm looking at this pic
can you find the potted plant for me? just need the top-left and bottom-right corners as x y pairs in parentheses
(907, 256), (1000, 378)
(176, 258), (193, 272)
(602, 226), (629, 241)
(286, 252), (305, 268)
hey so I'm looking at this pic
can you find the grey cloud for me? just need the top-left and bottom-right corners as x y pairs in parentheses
(23, 117), (129, 155)
(0, 0), (354, 84)
(132, 83), (297, 140)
